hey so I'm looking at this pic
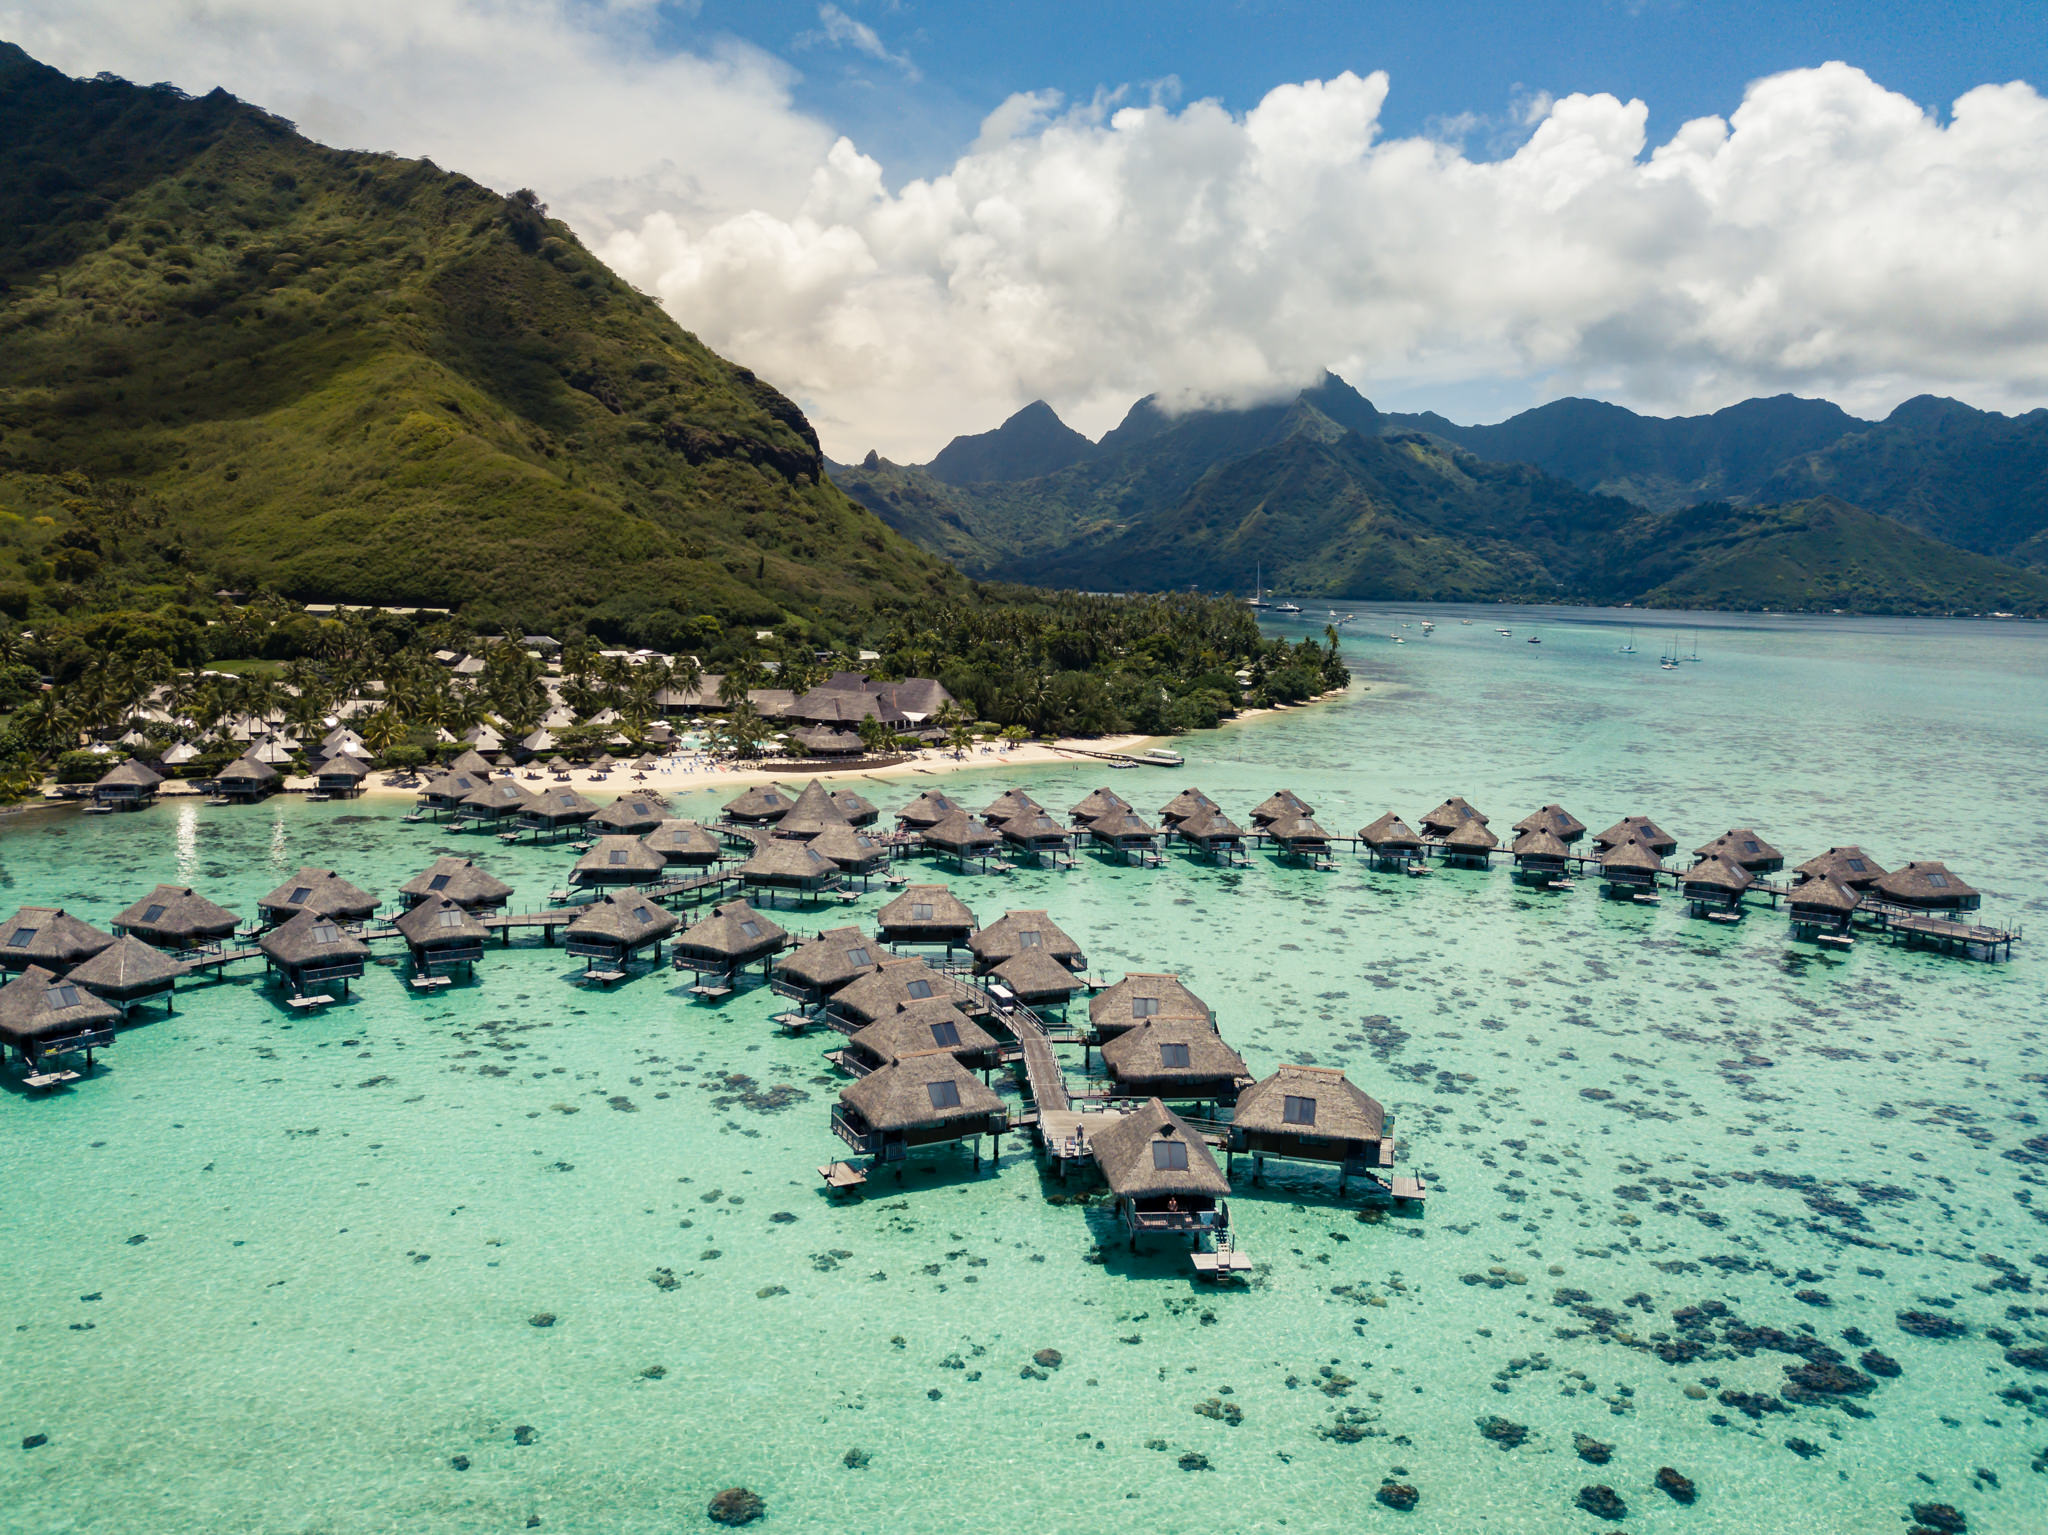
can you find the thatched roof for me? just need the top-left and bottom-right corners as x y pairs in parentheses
(968, 910), (1083, 968)
(1089, 808), (1163, 843)
(1089, 1098), (1230, 1198)
(792, 689), (907, 726)
(833, 956), (973, 1025)
(1172, 807), (1246, 844)
(1234, 1064), (1385, 1140)
(998, 809), (1072, 845)
(980, 788), (1044, 825)
(1599, 837), (1665, 874)
(462, 778), (537, 816)
(1510, 827), (1570, 860)
(923, 809), (1001, 855)
(1788, 876), (1861, 914)
(1262, 811), (1329, 846)
(878, 884), (978, 935)
(674, 900), (787, 962)
(394, 894), (491, 946)
(1442, 818), (1500, 853)
(991, 947), (1088, 1002)
(829, 787), (878, 824)
(722, 782), (796, 822)
(1595, 816), (1677, 855)
(112, 885), (239, 946)
(314, 754), (371, 781)
(1693, 829), (1783, 870)
(216, 756), (280, 785)
(1357, 813), (1424, 850)
(574, 836), (670, 883)
(1794, 846), (1888, 890)
(645, 820), (723, 864)
(588, 794), (670, 835)
(1511, 804), (1585, 841)
(257, 868), (377, 921)
(447, 749), (493, 776)
(95, 757), (163, 790)
(848, 1001), (1000, 1065)
(1090, 973), (1212, 1034)
(421, 768), (485, 802)
(839, 1048), (1003, 1133)
(1874, 861), (1980, 908)
(1101, 1016), (1248, 1087)
(773, 780), (853, 838)
(565, 893), (679, 947)
(0, 964), (120, 1043)
(895, 789), (964, 830)
(1681, 856), (1753, 896)
(1420, 796), (1488, 834)
(1069, 787), (1133, 824)
(878, 677), (953, 719)
(1250, 790), (1313, 826)
(399, 858), (513, 909)
(736, 838), (839, 886)
(526, 785), (599, 823)
(792, 725), (863, 756)
(776, 926), (883, 992)
(809, 823), (890, 871)
(1158, 787), (1222, 824)
(258, 908), (371, 967)
(67, 935), (181, 996)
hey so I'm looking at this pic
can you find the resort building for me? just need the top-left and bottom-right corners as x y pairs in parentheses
(1100, 1017), (1250, 1105)
(258, 909), (370, 997)
(112, 885), (240, 951)
(878, 884), (979, 948)
(1595, 816), (1679, 858)
(1249, 790), (1314, 829)
(398, 858), (513, 913)
(1509, 827), (1572, 884)
(518, 786), (600, 836)
(1788, 876), (1861, 939)
(1358, 812), (1427, 868)
(587, 794), (670, 836)
(0, 965), (119, 1074)
(1169, 806), (1248, 860)
(1873, 862), (1982, 912)
(1598, 836), (1665, 898)
(830, 956), (975, 1029)
(213, 756), (281, 802)
(1069, 787), (1133, 828)
(1680, 855), (1754, 916)
(894, 789), (964, 831)
(770, 780), (853, 840)
(1158, 787), (1223, 827)
(920, 809), (1002, 867)
(572, 836), (669, 889)
(735, 838), (842, 902)
(1089, 973), (1213, 1040)
(0, 907), (114, 976)
(91, 757), (163, 811)
(968, 911), (1084, 973)
(1089, 1098), (1231, 1249)
(67, 936), (181, 1014)
(312, 754), (371, 798)
(774, 927), (883, 998)
(840, 1000), (1001, 1077)
(722, 783), (797, 825)
(1228, 1065), (1393, 1192)
(393, 895), (490, 978)
(808, 824), (892, 881)
(1693, 829), (1785, 873)
(1511, 805), (1587, 846)
(672, 901), (790, 979)
(563, 893), (678, 971)
(831, 1049), (1007, 1169)
(256, 869), (377, 926)
(1794, 846), (1888, 891)
(645, 820), (724, 867)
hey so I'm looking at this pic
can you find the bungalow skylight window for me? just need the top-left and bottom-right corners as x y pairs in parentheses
(739, 920), (763, 939)
(142, 904), (166, 922)
(763, 793), (782, 805)
(1742, 840), (1760, 854)
(929, 1021), (961, 1047)
(1846, 858), (1867, 872)
(6, 929), (34, 947)
(288, 887), (312, 904)
(633, 907), (653, 923)
(1159, 1042), (1191, 1068)
(1926, 871), (1949, 888)
(1283, 1094), (1317, 1125)
(50, 984), (81, 1008)
(608, 850), (628, 865)
(437, 910), (464, 928)
(905, 979), (934, 1000)
(925, 1079), (961, 1109)
(1019, 931), (1041, 947)
(1152, 1139), (1189, 1170)
(311, 923), (340, 945)
(427, 875), (450, 891)
(845, 947), (872, 968)
(1131, 995), (1160, 1017)
(910, 903), (934, 921)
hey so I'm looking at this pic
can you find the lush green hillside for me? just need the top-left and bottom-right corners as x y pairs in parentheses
(0, 43), (963, 645)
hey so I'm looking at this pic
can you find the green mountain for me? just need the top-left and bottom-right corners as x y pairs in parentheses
(832, 380), (2048, 614)
(0, 43), (962, 645)
(926, 399), (1096, 485)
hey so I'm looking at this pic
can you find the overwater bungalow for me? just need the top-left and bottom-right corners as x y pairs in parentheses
(258, 909), (370, 998)
(1089, 1098), (1231, 1249)
(458, 777), (537, 826)
(921, 808), (1002, 867)
(809, 824), (891, 881)
(1788, 876), (1861, 941)
(214, 756), (281, 802)
(398, 857), (513, 913)
(771, 780), (852, 840)
(791, 725), (864, 758)
(995, 808), (1074, 862)
(877, 884), (979, 948)
(446, 748), (494, 776)
(1511, 804), (1586, 846)
(564, 893), (678, 972)
(1262, 810), (1332, 860)
(1510, 827), (1572, 885)
(1101, 1018), (1250, 1106)
(722, 783), (796, 825)
(644, 819), (724, 868)
(1249, 790), (1313, 829)
(1158, 787), (1223, 826)
(0, 966), (119, 1078)
(68, 936), (181, 1014)
(312, 754), (370, 798)
(1170, 806), (1248, 861)
(91, 757), (163, 811)
(672, 900), (790, 981)
(1419, 796), (1488, 839)
(1069, 787), (1133, 828)
(417, 768), (487, 814)
(1595, 816), (1679, 858)
(831, 1049), (1007, 1169)
(256, 868), (377, 926)
(1439, 818), (1500, 868)
(735, 838), (841, 903)
(775, 926), (884, 998)
(0, 906), (118, 975)
(1228, 1065), (1397, 1193)
(1087, 808), (1165, 863)
(572, 836), (670, 889)
(587, 793), (669, 836)
(829, 787), (880, 827)
(831, 956), (976, 1028)
(988, 948), (1088, 1011)
(1795, 846), (1889, 891)
(841, 1000), (1001, 1077)
(1357, 813), (1426, 869)
(1694, 829), (1784, 874)
(1598, 836), (1665, 899)
(1680, 855), (1753, 917)
(894, 789), (964, 832)
(1873, 862), (1981, 912)
(112, 885), (240, 951)
(1089, 973), (1213, 1040)
(980, 788), (1046, 827)
(393, 895), (489, 978)
(968, 910), (1084, 973)
(518, 785), (600, 837)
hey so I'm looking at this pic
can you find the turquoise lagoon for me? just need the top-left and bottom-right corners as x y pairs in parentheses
(2, 604), (2045, 1534)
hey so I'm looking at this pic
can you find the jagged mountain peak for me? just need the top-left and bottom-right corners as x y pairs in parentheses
(925, 398), (1096, 485)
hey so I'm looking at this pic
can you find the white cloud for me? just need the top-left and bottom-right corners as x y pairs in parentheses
(6, 5), (2048, 460)
(797, 3), (917, 79)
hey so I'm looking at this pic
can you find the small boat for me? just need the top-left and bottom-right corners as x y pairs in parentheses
(1460, 619), (1473, 625)
(1137, 747), (1184, 767)
(1618, 627), (1636, 654)
(1245, 561), (1272, 609)
(1420, 621), (1434, 633)
(1497, 628), (1512, 637)
(1275, 601), (1303, 615)
(1526, 634), (1541, 644)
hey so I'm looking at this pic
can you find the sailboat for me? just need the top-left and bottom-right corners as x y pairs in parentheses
(1245, 562), (1272, 610)
(1618, 627), (1636, 654)
(1659, 634), (1679, 670)
(1685, 632), (1702, 663)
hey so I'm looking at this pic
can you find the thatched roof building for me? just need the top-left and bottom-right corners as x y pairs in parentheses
(722, 782), (797, 824)
(447, 749), (494, 776)
(92, 757), (163, 807)
(1511, 805), (1586, 845)
(809, 823), (891, 876)
(564, 893), (678, 963)
(1680, 856), (1753, 909)
(67, 936), (181, 1005)
(792, 725), (863, 757)
(1874, 861), (1981, 912)
(1693, 829), (1784, 873)
(112, 885), (240, 948)
(1171, 806), (1247, 853)
(520, 784), (599, 830)
(980, 788), (1045, 827)
(997, 808), (1073, 854)
(1509, 826), (1571, 875)
(1794, 846), (1888, 891)
(735, 838), (841, 896)
(1595, 816), (1678, 857)
(1598, 836), (1665, 889)
(1089, 973), (1213, 1038)
(772, 780), (853, 839)
(673, 900), (789, 970)
(845, 1000), (1000, 1074)
(833, 1049), (1006, 1161)
(831, 956), (974, 1027)
(1420, 796), (1488, 837)
(1440, 818), (1500, 862)
(313, 754), (371, 794)
(1231, 1065), (1389, 1168)
(257, 908), (370, 992)
(968, 910), (1083, 971)
(828, 787), (880, 826)
(1158, 787), (1222, 826)
(588, 793), (670, 836)
(1069, 787), (1133, 826)
(922, 809), (1001, 860)
(1262, 810), (1330, 856)
(894, 789), (964, 831)
(645, 820), (723, 867)
(1787, 876), (1861, 931)
(398, 858), (513, 912)
(215, 756), (282, 799)
(459, 777), (537, 822)
(417, 767), (486, 810)
(1089, 1098), (1230, 1240)
(0, 965), (120, 1063)
(256, 868), (377, 925)
(989, 948), (1088, 1007)
(1101, 1018), (1250, 1102)
(775, 926), (884, 995)
(393, 895), (490, 971)
(877, 884), (978, 946)
(1358, 813), (1424, 852)
(1249, 790), (1313, 828)
(573, 836), (670, 888)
